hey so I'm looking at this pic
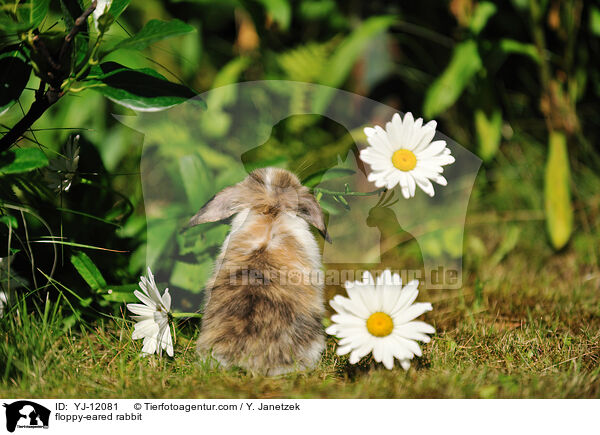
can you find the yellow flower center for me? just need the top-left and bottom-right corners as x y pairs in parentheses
(391, 149), (417, 171)
(366, 312), (394, 337)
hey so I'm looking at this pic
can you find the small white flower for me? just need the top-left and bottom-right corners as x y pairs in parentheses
(127, 267), (174, 357)
(93, 0), (113, 31)
(0, 291), (7, 318)
(326, 270), (435, 370)
(360, 112), (455, 198)
(45, 135), (80, 193)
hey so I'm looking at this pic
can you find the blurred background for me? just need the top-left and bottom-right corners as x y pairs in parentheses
(1, 0), (599, 326)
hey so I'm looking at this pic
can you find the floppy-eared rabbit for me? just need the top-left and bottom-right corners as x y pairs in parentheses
(188, 167), (330, 375)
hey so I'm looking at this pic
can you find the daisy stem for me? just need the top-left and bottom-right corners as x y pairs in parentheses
(312, 187), (386, 197)
(170, 312), (202, 319)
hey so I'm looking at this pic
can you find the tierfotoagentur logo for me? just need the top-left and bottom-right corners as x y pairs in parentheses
(224, 266), (458, 288)
(2, 401), (50, 433)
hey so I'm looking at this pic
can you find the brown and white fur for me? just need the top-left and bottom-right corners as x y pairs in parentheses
(188, 167), (329, 375)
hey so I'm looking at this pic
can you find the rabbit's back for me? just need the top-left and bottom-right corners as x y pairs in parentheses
(197, 210), (325, 375)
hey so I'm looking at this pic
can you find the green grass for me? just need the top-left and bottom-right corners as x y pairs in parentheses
(1, 230), (598, 398)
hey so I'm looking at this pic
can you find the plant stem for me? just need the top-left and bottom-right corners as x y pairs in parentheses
(0, 86), (60, 152)
(171, 312), (202, 319)
(60, 1), (98, 61)
(312, 187), (386, 197)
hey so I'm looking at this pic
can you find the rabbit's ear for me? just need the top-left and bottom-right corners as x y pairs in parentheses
(299, 193), (331, 243)
(187, 186), (240, 227)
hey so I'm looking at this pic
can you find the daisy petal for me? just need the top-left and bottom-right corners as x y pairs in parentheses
(396, 336), (423, 357)
(381, 349), (395, 370)
(372, 340), (384, 362)
(132, 319), (159, 340)
(141, 335), (158, 355)
(161, 289), (172, 311)
(414, 176), (435, 197)
(416, 140), (447, 158)
(326, 325), (339, 336)
(395, 302), (433, 324)
(133, 290), (156, 309)
(433, 175), (448, 186)
(337, 344), (353, 356)
(127, 303), (155, 316)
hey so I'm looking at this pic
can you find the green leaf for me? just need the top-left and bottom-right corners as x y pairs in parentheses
(469, 1), (497, 35)
(110, 19), (195, 52)
(70, 251), (107, 291)
(312, 15), (396, 113)
(489, 225), (521, 267)
(544, 131), (573, 250)
(334, 194), (350, 210)
(318, 198), (341, 215)
(94, 0), (131, 34)
(32, 239), (128, 252)
(101, 283), (139, 303)
(510, 0), (529, 10)
(498, 39), (541, 63)
(107, 0), (131, 20)
(0, 54), (32, 115)
(29, 0), (49, 28)
(299, 0), (337, 20)
(423, 39), (482, 119)
(85, 62), (203, 111)
(590, 6), (600, 36)
(178, 224), (228, 256)
(277, 39), (337, 82)
(0, 148), (48, 175)
(257, 0), (291, 30)
(170, 260), (212, 293)
(200, 56), (250, 137)
(442, 227), (464, 258)
(97, 0), (131, 32)
(419, 232), (443, 258)
(0, 215), (18, 229)
(211, 56), (251, 95)
(302, 168), (355, 188)
(179, 154), (213, 210)
(320, 15), (396, 87)
(0, 0), (50, 32)
(147, 217), (179, 269)
(474, 108), (502, 162)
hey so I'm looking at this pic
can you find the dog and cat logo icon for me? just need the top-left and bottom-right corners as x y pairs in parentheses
(3, 401), (50, 432)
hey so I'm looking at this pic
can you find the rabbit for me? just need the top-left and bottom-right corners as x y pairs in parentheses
(187, 167), (330, 375)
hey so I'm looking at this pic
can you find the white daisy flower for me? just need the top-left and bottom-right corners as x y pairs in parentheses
(326, 270), (435, 370)
(360, 112), (455, 198)
(127, 267), (174, 357)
